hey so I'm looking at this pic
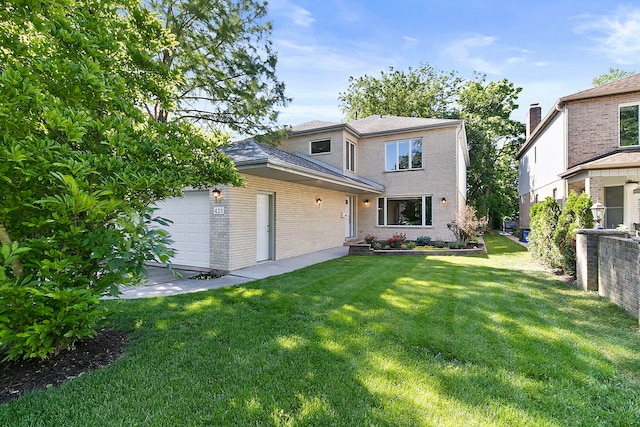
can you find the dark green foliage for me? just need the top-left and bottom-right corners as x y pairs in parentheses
(0, 0), (242, 359)
(148, 0), (290, 136)
(528, 197), (562, 270)
(553, 192), (594, 276)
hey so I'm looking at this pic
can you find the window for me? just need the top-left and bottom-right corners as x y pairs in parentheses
(377, 196), (432, 226)
(385, 138), (422, 171)
(311, 139), (331, 154)
(605, 186), (624, 229)
(620, 104), (640, 146)
(346, 140), (356, 172)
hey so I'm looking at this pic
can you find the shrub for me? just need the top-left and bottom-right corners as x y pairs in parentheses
(416, 236), (432, 246)
(383, 245), (391, 250)
(434, 240), (446, 248)
(372, 242), (382, 250)
(553, 191), (593, 276)
(364, 234), (377, 244)
(448, 241), (466, 249)
(387, 233), (407, 249)
(400, 242), (417, 250)
(529, 197), (562, 270)
(448, 205), (479, 244)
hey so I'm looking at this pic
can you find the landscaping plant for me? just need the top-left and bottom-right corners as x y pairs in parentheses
(528, 197), (562, 271)
(0, 1), (242, 359)
(553, 191), (593, 276)
(447, 205), (480, 243)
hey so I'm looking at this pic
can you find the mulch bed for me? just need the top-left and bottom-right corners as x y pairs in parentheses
(0, 328), (127, 405)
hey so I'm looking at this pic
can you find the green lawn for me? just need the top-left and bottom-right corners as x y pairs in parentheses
(2, 234), (640, 426)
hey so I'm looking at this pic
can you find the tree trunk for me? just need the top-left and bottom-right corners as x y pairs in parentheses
(0, 222), (25, 279)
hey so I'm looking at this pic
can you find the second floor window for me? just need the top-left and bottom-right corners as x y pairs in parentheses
(385, 138), (422, 171)
(346, 140), (356, 172)
(311, 139), (331, 154)
(620, 104), (640, 146)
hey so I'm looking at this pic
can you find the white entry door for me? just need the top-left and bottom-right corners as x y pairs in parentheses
(345, 196), (355, 238)
(256, 193), (272, 261)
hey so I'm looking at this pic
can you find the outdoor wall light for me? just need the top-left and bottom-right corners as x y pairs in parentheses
(590, 199), (606, 229)
(441, 197), (447, 205)
(211, 188), (221, 199)
(316, 197), (322, 205)
(364, 199), (370, 207)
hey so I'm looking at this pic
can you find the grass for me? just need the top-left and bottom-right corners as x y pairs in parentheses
(2, 234), (640, 426)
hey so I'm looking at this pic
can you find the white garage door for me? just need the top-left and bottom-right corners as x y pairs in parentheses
(153, 191), (211, 268)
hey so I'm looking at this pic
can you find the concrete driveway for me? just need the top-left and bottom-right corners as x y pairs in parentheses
(117, 246), (349, 299)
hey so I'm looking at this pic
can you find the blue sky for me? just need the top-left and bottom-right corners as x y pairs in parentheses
(266, 0), (640, 126)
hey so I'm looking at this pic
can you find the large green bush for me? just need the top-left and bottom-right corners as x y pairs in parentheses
(529, 193), (593, 276)
(0, 1), (241, 360)
(553, 192), (593, 276)
(528, 197), (562, 270)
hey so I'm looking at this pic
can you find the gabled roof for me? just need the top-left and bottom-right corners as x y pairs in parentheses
(224, 139), (384, 194)
(517, 73), (640, 159)
(559, 73), (640, 103)
(291, 114), (463, 138)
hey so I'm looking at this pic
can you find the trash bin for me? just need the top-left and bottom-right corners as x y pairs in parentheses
(521, 229), (530, 243)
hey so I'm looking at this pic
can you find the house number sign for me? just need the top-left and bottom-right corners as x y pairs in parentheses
(213, 207), (225, 215)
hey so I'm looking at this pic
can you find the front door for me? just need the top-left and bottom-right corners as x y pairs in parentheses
(345, 196), (355, 238)
(256, 193), (272, 261)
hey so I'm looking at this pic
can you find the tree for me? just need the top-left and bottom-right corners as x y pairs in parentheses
(338, 64), (463, 120)
(457, 77), (525, 226)
(339, 65), (524, 227)
(147, 0), (290, 135)
(0, 0), (242, 359)
(592, 68), (635, 86)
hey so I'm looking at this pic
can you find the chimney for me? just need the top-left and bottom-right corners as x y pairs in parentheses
(526, 103), (542, 138)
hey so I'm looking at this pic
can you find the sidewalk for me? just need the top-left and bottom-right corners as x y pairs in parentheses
(117, 246), (349, 299)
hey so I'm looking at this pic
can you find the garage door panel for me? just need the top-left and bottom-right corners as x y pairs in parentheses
(153, 191), (211, 268)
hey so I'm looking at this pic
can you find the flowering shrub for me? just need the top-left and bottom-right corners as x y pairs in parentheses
(364, 234), (377, 244)
(387, 233), (407, 248)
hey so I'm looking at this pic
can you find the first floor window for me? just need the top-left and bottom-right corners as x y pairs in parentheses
(620, 104), (640, 146)
(377, 196), (432, 226)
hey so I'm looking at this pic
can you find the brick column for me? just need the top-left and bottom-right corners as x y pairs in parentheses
(575, 229), (629, 291)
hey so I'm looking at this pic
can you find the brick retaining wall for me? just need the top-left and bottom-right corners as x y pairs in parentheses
(575, 229), (640, 321)
(598, 236), (640, 319)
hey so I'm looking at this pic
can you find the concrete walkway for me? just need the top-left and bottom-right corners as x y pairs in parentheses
(118, 246), (349, 299)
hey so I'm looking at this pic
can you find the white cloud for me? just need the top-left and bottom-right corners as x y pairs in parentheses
(575, 6), (640, 65)
(270, 0), (315, 27)
(288, 5), (315, 27)
(446, 34), (503, 74)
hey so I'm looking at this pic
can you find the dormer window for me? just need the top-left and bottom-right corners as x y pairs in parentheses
(310, 139), (331, 154)
(620, 104), (640, 146)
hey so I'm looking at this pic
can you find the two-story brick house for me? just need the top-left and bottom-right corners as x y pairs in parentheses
(517, 74), (640, 229)
(154, 115), (468, 271)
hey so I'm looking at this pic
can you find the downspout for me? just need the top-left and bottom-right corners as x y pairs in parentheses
(557, 101), (569, 201)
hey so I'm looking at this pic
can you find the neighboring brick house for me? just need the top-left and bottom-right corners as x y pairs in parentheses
(517, 74), (640, 229)
(154, 115), (468, 271)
